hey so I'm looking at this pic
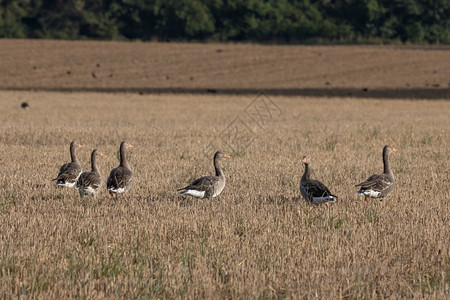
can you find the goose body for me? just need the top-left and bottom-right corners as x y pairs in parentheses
(356, 145), (396, 202)
(107, 141), (133, 198)
(53, 141), (82, 188)
(76, 149), (103, 198)
(178, 151), (230, 200)
(300, 156), (337, 204)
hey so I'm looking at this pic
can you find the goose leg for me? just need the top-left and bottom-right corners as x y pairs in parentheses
(327, 203), (331, 221)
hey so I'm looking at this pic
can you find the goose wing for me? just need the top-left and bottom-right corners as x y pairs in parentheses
(107, 166), (133, 191)
(180, 175), (219, 191)
(77, 172), (101, 190)
(301, 179), (334, 198)
(179, 176), (219, 198)
(356, 173), (392, 191)
(53, 162), (81, 183)
(57, 163), (70, 176)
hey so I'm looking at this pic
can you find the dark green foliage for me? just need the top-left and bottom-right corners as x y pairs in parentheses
(0, 0), (448, 43)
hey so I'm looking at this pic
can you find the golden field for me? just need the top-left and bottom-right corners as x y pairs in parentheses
(0, 40), (449, 298)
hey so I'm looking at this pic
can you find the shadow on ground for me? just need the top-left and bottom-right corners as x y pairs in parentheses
(1, 86), (449, 99)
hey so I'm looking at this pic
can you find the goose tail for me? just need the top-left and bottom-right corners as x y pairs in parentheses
(177, 189), (187, 196)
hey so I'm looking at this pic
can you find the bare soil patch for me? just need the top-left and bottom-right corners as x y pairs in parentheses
(0, 39), (449, 98)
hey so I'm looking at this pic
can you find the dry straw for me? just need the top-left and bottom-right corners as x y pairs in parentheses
(0, 91), (448, 298)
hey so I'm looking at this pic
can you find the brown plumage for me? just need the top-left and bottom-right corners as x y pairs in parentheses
(53, 141), (82, 188)
(356, 145), (397, 203)
(106, 141), (133, 198)
(300, 156), (338, 204)
(178, 151), (230, 200)
(76, 149), (104, 198)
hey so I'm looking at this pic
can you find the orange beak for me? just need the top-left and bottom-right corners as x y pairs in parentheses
(393, 147), (397, 152)
(224, 153), (230, 158)
(129, 143), (134, 148)
(100, 152), (106, 157)
(302, 157), (307, 163)
(78, 144), (83, 148)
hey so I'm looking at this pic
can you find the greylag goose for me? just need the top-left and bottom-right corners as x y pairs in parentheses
(356, 145), (397, 203)
(178, 151), (230, 200)
(106, 141), (133, 198)
(300, 156), (338, 204)
(53, 141), (82, 187)
(76, 149), (104, 198)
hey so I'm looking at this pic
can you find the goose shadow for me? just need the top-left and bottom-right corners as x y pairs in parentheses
(3, 86), (449, 100)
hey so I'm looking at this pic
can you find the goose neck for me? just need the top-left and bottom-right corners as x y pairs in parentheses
(70, 143), (78, 163)
(120, 148), (130, 169)
(91, 152), (99, 173)
(383, 151), (393, 176)
(214, 157), (224, 177)
(301, 163), (311, 182)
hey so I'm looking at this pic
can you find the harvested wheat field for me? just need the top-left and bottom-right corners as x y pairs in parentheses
(0, 40), (449, 298)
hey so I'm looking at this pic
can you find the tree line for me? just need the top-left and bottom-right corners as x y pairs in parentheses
(0, 0), (449, 44)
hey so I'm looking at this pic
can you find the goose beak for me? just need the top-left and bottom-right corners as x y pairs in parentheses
(224, 153), (230, 158)
(100, 152), (106, 157)
(129, 144), (134, 148)
(78, 144), (83, 148)
(393, 147), (397, 152)
(302, 157), (307, 163)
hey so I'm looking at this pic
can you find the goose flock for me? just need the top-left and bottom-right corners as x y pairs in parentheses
(54, 141), (397, 203)
(55, 141), (133, 199)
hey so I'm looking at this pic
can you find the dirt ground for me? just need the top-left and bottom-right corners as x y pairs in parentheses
(0, 39), (449, 98)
